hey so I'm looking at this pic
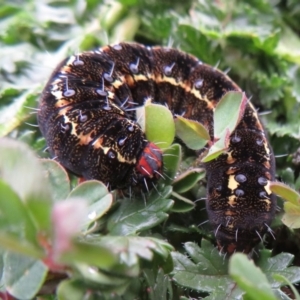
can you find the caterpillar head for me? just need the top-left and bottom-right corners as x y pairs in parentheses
(134, 142), (163, 191)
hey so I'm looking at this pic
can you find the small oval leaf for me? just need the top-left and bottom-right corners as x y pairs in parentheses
(173, 168), (205, 194)
(40, 159), (70, 202)
(214, 91), (247, 138)
(270, 181), (300, 206)
(4, 252), (48, 300)
(282, 202), (300, 229)
(201, 132), (230, 162)
(175, 116), (210, 150)
(163, 143), (182, 185)
(171, 192), (195, 213)
(136, 102), (175, 149)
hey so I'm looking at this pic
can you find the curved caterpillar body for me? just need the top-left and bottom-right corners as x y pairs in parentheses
(38, 42), (276, 255)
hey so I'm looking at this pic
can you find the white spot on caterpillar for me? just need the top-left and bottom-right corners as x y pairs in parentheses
(228, 175), (239, 191)
(113, 44), (122, 50)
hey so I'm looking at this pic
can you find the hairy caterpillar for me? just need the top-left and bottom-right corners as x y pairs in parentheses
(38, 42), (276, 255)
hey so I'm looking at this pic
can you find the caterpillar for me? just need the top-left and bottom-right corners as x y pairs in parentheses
(38, 42), (276, 255)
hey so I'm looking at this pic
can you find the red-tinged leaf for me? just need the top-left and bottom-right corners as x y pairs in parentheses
(52, 199), (87, 258)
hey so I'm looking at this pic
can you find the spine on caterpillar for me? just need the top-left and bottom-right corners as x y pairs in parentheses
(38, 42), (276, 255)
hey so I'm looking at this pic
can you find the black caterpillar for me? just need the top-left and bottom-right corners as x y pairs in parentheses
(38, 42), (276, 255)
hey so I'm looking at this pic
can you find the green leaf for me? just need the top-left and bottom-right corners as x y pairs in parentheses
(282, 202), (300, 229)
(75, 263), (134, 286)
(107, 187), (173, 235)
(98, 236), (173, 263)
(270, 181), (300, 206)
(143, 268), (173, 300)
(4, 252), (48, 300)
(171, 192), (195, 213)
(111, 13), (140, 43)
(100, 1), (126, 30)
(276, 25), (300, 64)
(67, 180), (113, 231)
(57, 279), (87, 300)
(57, 275), (131, 298)
(256, 250), (300, 297)
(59, 241), (117, 269)
(201, 132), (229, 162)
(175, 115), (210, 150)
(41, 159), (70, 202)
(0, 234), (43, 259)
(202, 91), (247, 162)
(0, 180), (37, 245)
(289, 65), (300, 103)
(172, 242), (300, 299)
(229, 253), (277, 300)
(173, 168), (205, 193)
(0, 138), (52, 232)
(171, 240), (242, 297)
(162, 143), (182, 185)
(70, 236), (173, 282)
(270, 181), (300, 228)
(136, 101), (175, 149)
(214, 91), (246, 139)
(272, 274), (300, 300)
(68, 180), (109, 203)
(0, 84), (41, 137)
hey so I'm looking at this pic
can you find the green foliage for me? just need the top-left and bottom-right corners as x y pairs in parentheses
(1, 0), (300, 299)
(172, 242), (300, 299)
(0, 139), (174, 299)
